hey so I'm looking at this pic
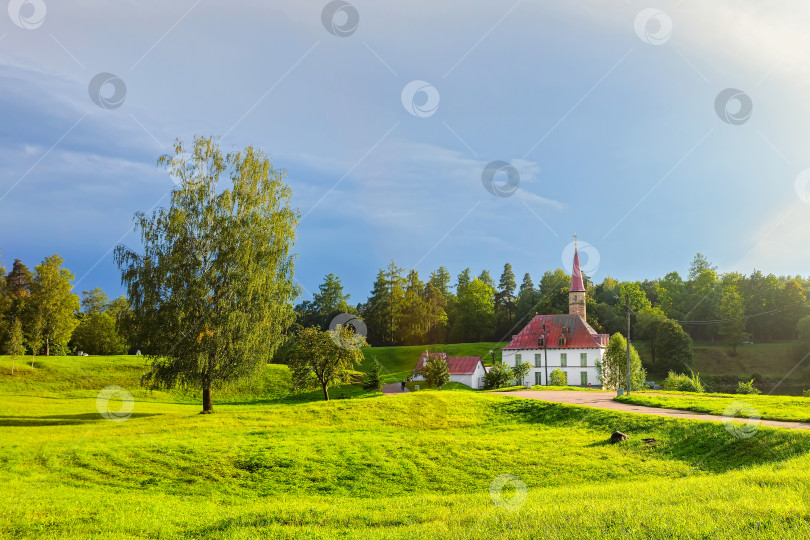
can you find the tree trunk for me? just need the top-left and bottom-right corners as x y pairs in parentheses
(322, 382), (330, 401)
(45, 338), (49, 356)
(202, 384), (213, 413)
(11, 357), (14, 375)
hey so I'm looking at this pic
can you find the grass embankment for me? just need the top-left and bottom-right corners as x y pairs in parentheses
(617, 392), (810, 423)
(637, 340), (810, 394)
(3, 355), (810, 538)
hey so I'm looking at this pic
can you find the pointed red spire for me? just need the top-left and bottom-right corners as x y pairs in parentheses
(569, 247), (585, 292)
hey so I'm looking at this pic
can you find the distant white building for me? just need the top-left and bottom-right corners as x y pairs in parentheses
(501, 246), (608, 387)
(412, 352), (487, 389)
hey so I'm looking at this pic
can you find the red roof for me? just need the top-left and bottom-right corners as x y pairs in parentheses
(415, 353), (483, 375)
(503, 314), (608, 350)
(569, 247), (585, 292)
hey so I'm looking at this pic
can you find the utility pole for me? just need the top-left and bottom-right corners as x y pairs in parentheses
(626, 294), (631, 395)
(543, 321), (549, 386)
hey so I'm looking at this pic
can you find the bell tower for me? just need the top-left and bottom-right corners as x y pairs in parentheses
(569, 238), (586, 319)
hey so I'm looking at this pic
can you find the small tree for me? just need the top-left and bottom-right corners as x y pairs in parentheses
(549, 368), (567, 387)
(511, 362), (531, 385)
(6, 319), (25, 374)
(482, 363), (513, 389)
(597, 333), (646, 392)
(363, 358), (384, 395)
(26, 316), (43, 369)
(288, 326), (366, 401)
(424, 353), (450, 389)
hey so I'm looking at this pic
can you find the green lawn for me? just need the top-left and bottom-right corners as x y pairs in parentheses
(3, 354), (810, 538)
(617, 391), (810, 423)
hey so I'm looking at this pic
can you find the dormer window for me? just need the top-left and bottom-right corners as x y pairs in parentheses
(558, 336), (566, 347)
(538, 336), (545, 347)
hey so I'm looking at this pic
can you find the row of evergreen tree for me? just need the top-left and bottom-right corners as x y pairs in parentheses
(295, 254), (810, 349)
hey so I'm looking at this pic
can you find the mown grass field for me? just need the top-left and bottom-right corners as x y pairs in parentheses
(617, 391), (810, 423)
(3, 354), (810, 538)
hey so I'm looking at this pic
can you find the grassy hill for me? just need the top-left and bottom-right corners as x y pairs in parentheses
(636, 340), (810, 394)
(3, 355), (810, 537)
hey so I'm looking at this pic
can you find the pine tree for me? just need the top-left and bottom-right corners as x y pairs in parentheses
(363, 262), (405, 346)
(478, 269), (495, 289)
(515, 273), (537, 324)
(399, 269), (427, 345)
(363, 358), (384, 394)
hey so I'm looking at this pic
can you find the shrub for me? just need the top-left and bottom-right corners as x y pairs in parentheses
(661, 371), (704, 393)
(736, 379), (761, 395)
(549, 369), (567, 386)
(482, 363), (513, 390)
(803, 389), (810, 398)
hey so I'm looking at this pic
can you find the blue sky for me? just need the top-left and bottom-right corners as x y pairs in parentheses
(2, 0), (810, 302)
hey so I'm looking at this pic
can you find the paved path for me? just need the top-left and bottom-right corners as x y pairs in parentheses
(494, 390), (810, 431)
(382, 383), (410, 395)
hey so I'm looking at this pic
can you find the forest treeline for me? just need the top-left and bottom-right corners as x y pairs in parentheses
(2, 251), (808, 360)
(295, 253), (809, 350)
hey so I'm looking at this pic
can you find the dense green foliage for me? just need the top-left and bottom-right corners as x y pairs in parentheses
(70, 312), (127, 355)
(549, 368), (567, 386)
(661, 371), (705, 393)
(4, 355), (810, 538)
(482, 362), (514, 390)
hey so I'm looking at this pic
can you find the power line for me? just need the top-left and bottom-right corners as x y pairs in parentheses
(628, 306), (789, 325)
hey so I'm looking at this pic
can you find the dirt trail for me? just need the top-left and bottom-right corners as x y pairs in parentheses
(494, 390), (810, 431)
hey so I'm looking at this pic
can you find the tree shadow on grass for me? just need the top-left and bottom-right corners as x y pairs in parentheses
(0, 412), (163, 426)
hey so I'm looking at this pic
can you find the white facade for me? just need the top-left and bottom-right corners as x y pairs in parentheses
(449, 362), (487, 389)
(501, 347), (603, 387)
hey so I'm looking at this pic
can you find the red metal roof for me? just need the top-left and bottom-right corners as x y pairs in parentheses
(415, 353), (483, 375)
(503, 314), (608, 350)
(569, 247), (585, 292)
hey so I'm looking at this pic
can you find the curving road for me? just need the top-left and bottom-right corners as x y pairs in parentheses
(493, 390), (810, 431)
